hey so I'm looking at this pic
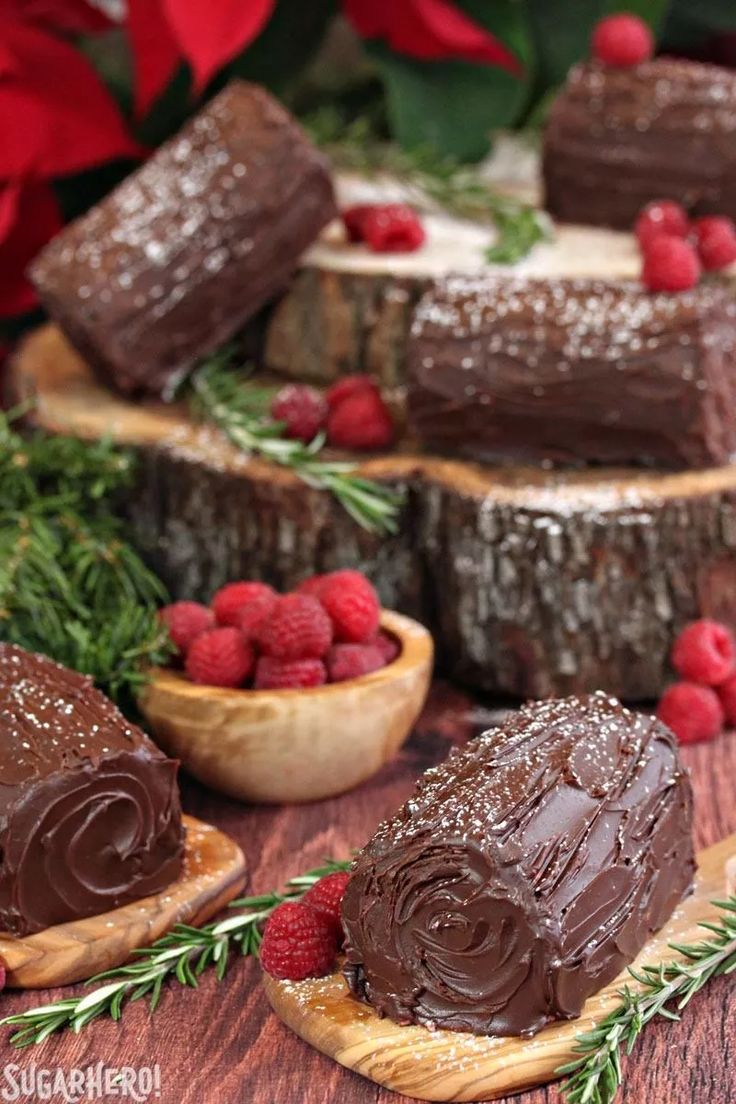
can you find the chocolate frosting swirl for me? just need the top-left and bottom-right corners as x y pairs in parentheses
(0, 644), (183, 935)
(343, 693), (694, 1037)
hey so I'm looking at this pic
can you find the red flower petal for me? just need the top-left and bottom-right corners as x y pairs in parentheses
(343, 0), (522, 75)
(127, 0), (181, 117)
(0, 17), (141, 177)
(0, 180), (62, 318)
(10, 0), (114, 34)
(161, 0), (276, 92)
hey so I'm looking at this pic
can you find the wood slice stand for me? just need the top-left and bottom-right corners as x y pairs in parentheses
(263, 832), (735, 1103)
(0, 815), (245, 989)
(11, 323), (736, 701)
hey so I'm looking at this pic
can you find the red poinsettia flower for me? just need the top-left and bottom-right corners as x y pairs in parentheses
(127, 0), (276, 116)
(343, 0), (523, 75)
(2, 0), (113, 34)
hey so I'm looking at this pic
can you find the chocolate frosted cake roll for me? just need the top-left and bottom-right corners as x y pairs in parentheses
(408, 275), (736, 469)
(0, 644), (184, 935)
(343, 693), (694, 1037)
(543, 58), (736, 229)
(31, 81), (336, 399)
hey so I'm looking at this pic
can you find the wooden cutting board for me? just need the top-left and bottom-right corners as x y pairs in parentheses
(264, 831), (735, 1103)
(0, 815), (246, 988)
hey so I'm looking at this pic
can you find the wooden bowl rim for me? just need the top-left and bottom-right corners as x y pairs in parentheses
(144, 609), (433, 702)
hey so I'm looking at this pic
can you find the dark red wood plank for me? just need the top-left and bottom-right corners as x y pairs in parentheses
(0, 683), (733, 1104)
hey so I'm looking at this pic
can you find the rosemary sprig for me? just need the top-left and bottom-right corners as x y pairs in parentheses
(305, 110), (550, 265)
(558, 895), (736, 1104)
(0, 412), (171, 705)
(190, 353), (403, 535)
(1, 858), (352, 1048)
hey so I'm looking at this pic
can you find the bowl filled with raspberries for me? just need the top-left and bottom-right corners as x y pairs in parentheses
(139, 570), (433, 804)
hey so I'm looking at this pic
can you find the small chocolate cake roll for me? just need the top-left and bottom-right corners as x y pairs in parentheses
(0, 645), (184, 935)
(408, 275), (736, 469)
(543, 58), (736, 230)
(31, 81), (337, 399)
(343, 693), (694, 1037)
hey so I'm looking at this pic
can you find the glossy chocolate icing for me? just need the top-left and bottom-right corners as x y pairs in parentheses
(543, 58), (736, 229)
(343, 693), (694, 1037)
(31, 81), (337, 400)
(407, 275), (736, 469)
(0, 644), (184, 935)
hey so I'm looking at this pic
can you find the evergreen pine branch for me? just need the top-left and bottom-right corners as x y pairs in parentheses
(305, 110), (550, 264)
(0, 412), (171, 705)
(189, 354), (403, 535)
(558, 896), (736, 1104)
(0, 859), (352, 1048)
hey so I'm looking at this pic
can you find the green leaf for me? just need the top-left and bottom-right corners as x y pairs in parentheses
(368, 44), (529, 161)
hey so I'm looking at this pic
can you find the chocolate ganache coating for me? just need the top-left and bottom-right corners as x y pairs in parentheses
(30, 81), (337, 400)
(543, 58), (736, 229)
(407, 275), (736, 469)
(0, 644), (184, 935)
(342, 693), (694, 1037)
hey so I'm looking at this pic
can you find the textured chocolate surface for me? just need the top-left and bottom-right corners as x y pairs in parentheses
(31, 81), (337, 399)
(0, 644), (183, 935)
(343, 693), (694, 1037)
(407, 275), (736, 469)
(543, 58), (736, 229)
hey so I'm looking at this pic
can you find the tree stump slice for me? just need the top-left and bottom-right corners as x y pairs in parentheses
(263, 832), (736, 1103)
(0, 816), (245, 989)
(11, 324), (736, 701)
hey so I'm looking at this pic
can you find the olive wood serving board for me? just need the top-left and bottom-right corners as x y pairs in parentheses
(264, 831), (736, 1103)
(0, 815), (246, 989)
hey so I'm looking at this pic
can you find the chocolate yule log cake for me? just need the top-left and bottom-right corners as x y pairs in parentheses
(342, 693), (694, 1037)
(543, 58), (736, 230)
(0, 644), (184, 936)
(408, 275), (736, 469)
(30, 81), (336, 400)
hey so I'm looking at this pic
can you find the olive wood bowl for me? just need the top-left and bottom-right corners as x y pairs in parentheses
(139, 611), (433, 804)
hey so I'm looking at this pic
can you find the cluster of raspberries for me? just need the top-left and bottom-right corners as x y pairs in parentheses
(260, 870), (351, 981)
(159, 570), (400, 691)
(657, 619), (736, 744)
(634, 200), (736, 292)
(341, 202), (425, 254)
(270, 373), (394, 452)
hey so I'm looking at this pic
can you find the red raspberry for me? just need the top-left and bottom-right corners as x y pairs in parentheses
(212, 581), (276, 627)
(327, 388), (394, 450)
(342, 205), (373, 243)
(657, 682), (724, 745)
(361, 204), (425, 253)
(592, 14), (653, 67)
(302, 871), (351, 943)
(271, 384), (327, 443)
(235, 591), (278, 641)
(641, 235), (700, 292)
(693, 216), (736, 271)
(717, 674), (736, 726)
(373, 629), (401, 665)
(325, 374), (378, 411)
(295, 574), (328, 598)
(185, 627), (254, 688)
(634, 200), (689, 249)
(258, 594), (333, 660)
(158, 601), (213, 657)
(254, 656), (327, 689)
(260, 901), (337, 981)
(327, 643), (385, 683)
(319, 570), (380, 643)
(671, 619), (736, 685)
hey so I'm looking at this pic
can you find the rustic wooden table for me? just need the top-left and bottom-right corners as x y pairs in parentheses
(1, 682), (734, 1104)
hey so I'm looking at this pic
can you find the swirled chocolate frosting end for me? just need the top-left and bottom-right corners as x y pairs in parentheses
(0, 644), (184, 935)
(342, 693), (694, 1037)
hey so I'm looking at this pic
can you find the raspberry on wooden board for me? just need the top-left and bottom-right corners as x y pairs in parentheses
(260, 901), (337, 981)
(657, 682), (724, 744)
(641, 235), (700, 292)
(671, 619), (736, 686)
(591, 13), (654, 68)
(302, 872), (351, 943)
(634, 200), (689, 249)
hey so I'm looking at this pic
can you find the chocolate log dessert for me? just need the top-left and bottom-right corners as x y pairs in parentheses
(407, 275), (736, 469)
(0, 644), (184, 935)
(343, 693), (694, 1037)
(543, 58), (736, 230)
(30, 81), (336, 400)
